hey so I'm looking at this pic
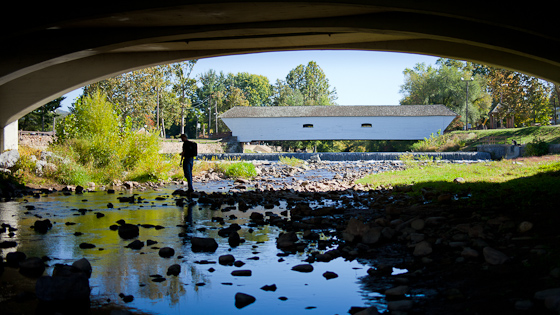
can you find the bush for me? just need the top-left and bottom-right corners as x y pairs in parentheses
(221, 162), (257, 179)
(524, 137), (549, 156)
(47, 91), (172, 184)
(279, 156), (304, 167)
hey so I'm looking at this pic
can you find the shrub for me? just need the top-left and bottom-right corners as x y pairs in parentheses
(524, 137), (549, 156)
(47, 91), (169, 184)
(221, 162), (257, 179)
(279, 156), (304, 167)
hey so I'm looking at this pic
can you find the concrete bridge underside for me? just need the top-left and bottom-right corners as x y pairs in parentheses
(1, 1), (559, 150)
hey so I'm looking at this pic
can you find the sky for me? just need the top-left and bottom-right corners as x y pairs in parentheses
(60, 50), (441, 109)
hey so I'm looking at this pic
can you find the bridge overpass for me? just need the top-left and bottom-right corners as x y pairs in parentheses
(2, 1), (559, 150)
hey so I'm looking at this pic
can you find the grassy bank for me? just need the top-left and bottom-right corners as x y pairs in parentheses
(411, 126), (560, 152)
(356, 154), (560, 211)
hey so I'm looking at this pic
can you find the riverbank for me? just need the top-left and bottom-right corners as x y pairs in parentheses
(2, 155), (560, 314)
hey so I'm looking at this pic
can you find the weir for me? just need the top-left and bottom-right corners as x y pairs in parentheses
(198, 151), (491, 162)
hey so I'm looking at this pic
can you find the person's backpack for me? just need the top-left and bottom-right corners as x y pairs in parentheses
(186, 141), (197, 157)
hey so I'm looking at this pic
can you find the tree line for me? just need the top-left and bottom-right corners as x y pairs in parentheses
(21, 56), (559, 153)
(78, 60), (338, 138)
(399, 58), (558, 129)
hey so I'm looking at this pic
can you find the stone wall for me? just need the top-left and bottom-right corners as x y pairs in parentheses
(19, 133), (54, 150)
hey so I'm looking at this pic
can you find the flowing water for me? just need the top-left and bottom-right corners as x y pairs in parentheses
(0, 182), (396, 314)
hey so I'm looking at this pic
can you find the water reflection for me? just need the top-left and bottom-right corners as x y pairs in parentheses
(1, 185), (387, 314)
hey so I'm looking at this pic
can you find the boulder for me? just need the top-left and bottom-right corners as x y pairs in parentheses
(192, 237), (218, 252)
(276, 231), (299, 250)
(19, 257), (45, 278)
(323, 271), (338, 280)
(228, 231), (241, 247)
(291, 264), (314, 273)
(33, 219), (53, 233)
(219, 254), (236, 266)
(72, 258), (92, 278)
(167, 264), (181, 276)
(6, 251), (27, 267)
(158, 247), (175, 258)
(126, 240), (144, 250)
(0, 150), (19, 168)
(235, 292), (256, 309)
(36, 262), (91, 314)
(231, 270), (252, 277)
(118, 224), (139, 239)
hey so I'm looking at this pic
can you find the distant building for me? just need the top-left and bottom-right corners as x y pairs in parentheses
(219, 105), (457, 142)
(488, 103), (514, 129)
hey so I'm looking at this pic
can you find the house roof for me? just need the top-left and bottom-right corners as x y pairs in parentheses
(219, 105), (457, 118)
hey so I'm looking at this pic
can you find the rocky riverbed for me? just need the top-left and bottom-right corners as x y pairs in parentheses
(2, 158), (560, 314)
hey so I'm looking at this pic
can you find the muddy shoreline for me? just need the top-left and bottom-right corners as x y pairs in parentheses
(2, 158), (560, 314)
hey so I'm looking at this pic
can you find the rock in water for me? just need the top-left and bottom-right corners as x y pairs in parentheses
(33, 219), (53, 233)
(192, 237), (218, 252)
(167, 264), (181, 276)
(19, 257), (45, 278)
(323, 271), (338, 280)
(126, 240), (145, 250)
(158, 247), (175, 258)
(219, 254), (235, 266)
(228, 231), (241, 247)
(36, 260), (91, 314)
(72, 258), (92, 278)
(276, 231), (299, 250)
(291, 264), (314, 273)
(118, 224), (139, 239)
(261, 284), (277, 291)
(235, 292), (256, 309)
(6, 251), (27, 267)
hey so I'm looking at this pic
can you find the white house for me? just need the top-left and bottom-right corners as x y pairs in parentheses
(219, 105), (457, 142)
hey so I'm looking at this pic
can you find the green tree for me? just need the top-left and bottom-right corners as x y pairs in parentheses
(400, 58), (491, 128)
(475, 65), (552, 126)
(283, 61), (337, 106)
(171, 60), (198, 135)
(233, 72), (273, 106)
(19, 97), (64, 131)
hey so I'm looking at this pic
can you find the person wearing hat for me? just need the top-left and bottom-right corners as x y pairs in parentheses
(179, 134), (197, 193)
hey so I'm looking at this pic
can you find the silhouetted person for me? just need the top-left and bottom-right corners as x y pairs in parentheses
(180, 134), (197, 194)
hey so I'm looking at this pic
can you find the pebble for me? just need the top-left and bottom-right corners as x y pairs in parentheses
(413, 241), (432, 256)
(483, 247), (508, 265)
(387, 300), (414, 311)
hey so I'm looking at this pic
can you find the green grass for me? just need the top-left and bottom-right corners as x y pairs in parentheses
(412, 126), (560, 152)
(279, 156), (304, 167)
(356, 155), (560, 211)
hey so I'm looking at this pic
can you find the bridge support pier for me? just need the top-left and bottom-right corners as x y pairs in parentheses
(1, 120), (18, 152)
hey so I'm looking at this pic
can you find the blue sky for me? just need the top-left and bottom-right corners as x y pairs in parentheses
(61, 50), (441, 109)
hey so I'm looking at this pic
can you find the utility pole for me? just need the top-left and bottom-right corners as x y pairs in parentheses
(208, 106), (212, 137)
(215, 99), (218, 134)
(461, 77), (474, 130)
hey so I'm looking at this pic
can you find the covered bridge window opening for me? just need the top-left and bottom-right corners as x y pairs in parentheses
(361, 123), (372, 128)
(303, 124), (314, 128)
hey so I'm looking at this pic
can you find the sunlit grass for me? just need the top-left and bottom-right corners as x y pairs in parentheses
(356, 155), (560, 194)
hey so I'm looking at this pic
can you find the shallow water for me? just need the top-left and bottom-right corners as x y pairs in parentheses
(0, 183), (393, 314)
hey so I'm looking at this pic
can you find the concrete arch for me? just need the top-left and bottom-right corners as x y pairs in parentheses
(2, 1), (559, 150)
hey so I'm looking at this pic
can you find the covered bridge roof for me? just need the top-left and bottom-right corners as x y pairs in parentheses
(220, 105), (457, 118)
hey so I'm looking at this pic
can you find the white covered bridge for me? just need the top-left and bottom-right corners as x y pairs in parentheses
(219, 105), (457, 142)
